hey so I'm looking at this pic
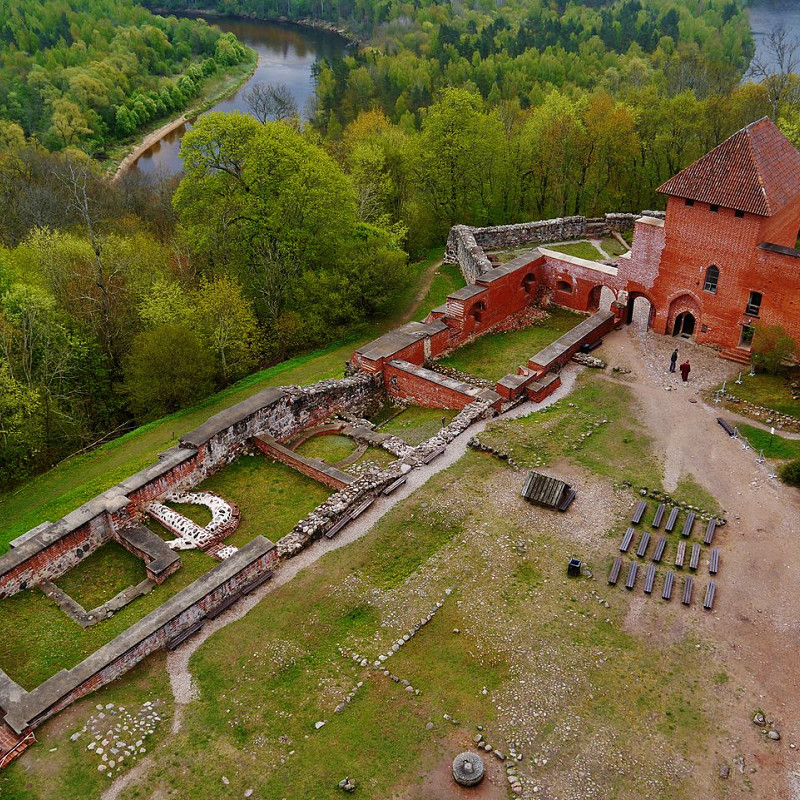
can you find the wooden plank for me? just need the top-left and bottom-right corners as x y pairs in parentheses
(717, 417), (735, 436)
(662, 571), (674, 600)
(620, 527), (635, 553)
(675, 539), (686, 568)
(709, 548), (720, 575)
(652, 535), (667, 563)
(704, 518), (717, 545)
(681, 512), (696, 538)
(665, 507), (679, 532)
(703, 581), (717, 610)
(422, 445), (446, 464)
(636, 531), (651, 558)
(643, 564), (656, 594)
(652, 503), (666, 528)
(689, 543), (701, 570)
(557, 489), (577, 512)
(682, 576), (694, 606)
(240, 570), (273, 595)
(206, 592), (242, 620)
(382, 476), (407, 496)
(632, 500), (647, 524)
(608, 556), (622, 585)
(350, 496), (375, 519)
(325, 514), (352, 540)
(166, 619), (204, 650)
(625, 561), (638, 590)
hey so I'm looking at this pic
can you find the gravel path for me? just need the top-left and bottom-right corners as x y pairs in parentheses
(101, 365), (581, 800)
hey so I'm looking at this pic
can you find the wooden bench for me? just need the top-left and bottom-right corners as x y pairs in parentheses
(703, 581), (717, 610)
(166, 618), (204, 651)
(325, 514), (352, 539)
(579, 338), (604, 353)
(681, 512), (696, 538)
(382, 476), (407, 495)
(625, 561), (638, 590)
(717, 417), (735, 437)
(558, 489), (577, 512)
(608, 556), (623, 585)
(709, 547), (720, 575)
(206, 591), (242, 620)
(632, 500), (647, 524)
(653, 535), (667, 563)
(350, 496), (375, 519)
(665, 507), (679, 532)
(644, 564), (656, 594)
(703, 518), (717, 545)
(662, 571), (675, 600)
(652, 503), (666, 528)
(620, 527), (635, 553)
(636, 531), (651, 558)
(241, 570), (273, 596)
(675, 540), (686, 568)
(422, 445), (446, 464)
(689, 542), (701, 570)
(682, 576), (694, 606)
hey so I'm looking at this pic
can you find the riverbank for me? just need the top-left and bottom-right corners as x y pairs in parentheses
(109, 49), (258, 181)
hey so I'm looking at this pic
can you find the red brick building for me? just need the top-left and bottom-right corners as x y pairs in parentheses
(621, 117), (800, 358)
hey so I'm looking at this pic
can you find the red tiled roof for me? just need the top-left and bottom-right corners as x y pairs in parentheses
(657, 117), (800, 217)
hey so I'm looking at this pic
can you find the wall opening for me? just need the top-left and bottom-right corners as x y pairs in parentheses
(625, 293), (654, 330)
(672, 311), (696, 338)
(556, 280), (573, 294)
(522, 273), (536, 294)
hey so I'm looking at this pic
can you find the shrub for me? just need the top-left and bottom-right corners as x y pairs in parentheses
(752, 324), (797, 374)
(780, 458), (800, 488)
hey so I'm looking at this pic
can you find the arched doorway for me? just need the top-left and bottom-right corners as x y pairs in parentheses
(672, 311), (695, 337)
(470, 301), (486, 322)
(625, 292), (655, 330)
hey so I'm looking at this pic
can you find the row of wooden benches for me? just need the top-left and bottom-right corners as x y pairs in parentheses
(631, 500), (718, 544)
(620, 527), (720, 573)
(608, 557), (716, 608)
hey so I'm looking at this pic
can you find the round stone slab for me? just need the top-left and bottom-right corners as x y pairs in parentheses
(453, 751), (485, 787)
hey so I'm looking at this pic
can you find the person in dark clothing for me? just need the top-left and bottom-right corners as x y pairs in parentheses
(680, 361), (691, 382)
(669, 348), (678, 373)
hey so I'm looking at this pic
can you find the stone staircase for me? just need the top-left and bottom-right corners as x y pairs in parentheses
(718, 347), (751, 366)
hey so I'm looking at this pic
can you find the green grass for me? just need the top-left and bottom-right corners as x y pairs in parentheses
(438, 307), (584, 381)
(168, 501), (212, 527)
(380, 406), (457, 445)
(720, 369), (800, 418)
(737, 424), (800, 460)
(296, 434), (358, 464)
(546, 240), (606, 261)
(416, 261), (465, 318)
(196, 455), (332, 549)
(600, 236), (628, 257)
(55, 542), (147, 611)
(359, 445), (398, 468)
(673, 474), (720, 511)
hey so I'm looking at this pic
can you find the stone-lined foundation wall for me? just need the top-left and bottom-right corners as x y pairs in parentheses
(253, 434), (354, 490)
(4, 538), (276, 734)
(0, 373), (383, 599)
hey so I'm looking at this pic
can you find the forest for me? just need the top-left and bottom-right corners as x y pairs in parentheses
(0, 0), (251, 153)
(2, 0), (798, 487)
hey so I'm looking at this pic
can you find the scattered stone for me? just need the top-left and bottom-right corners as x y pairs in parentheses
(769, 730), (781, 740)
(315, 721), (326, 730)
(753, 712), (766, 726)
(222, 776), (230, 786)
(426, 722), (434, 730)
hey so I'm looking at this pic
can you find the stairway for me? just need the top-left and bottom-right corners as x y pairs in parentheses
(718, 347), (751, 365)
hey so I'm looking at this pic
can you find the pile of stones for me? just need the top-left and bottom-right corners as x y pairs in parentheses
(467, 436), (520, 470)
(722, 395), (800, 432)
(753, 710), (782, 741)
(337, 777), (357, 792)
(640, 487), (726, 524)
(407, 401), (493, 466)
(572, 352), (606, 369)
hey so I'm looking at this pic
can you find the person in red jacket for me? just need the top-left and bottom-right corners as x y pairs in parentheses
(680, 360), (691, 382)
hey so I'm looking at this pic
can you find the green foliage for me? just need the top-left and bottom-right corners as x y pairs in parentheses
(0, 0), (250, 151)
(780, 459), (800, 488)
(737, 424), (800, 461)
(751, 324), (797, 375)
(0, 360), (43, 486)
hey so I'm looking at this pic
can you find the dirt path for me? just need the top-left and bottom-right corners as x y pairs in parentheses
(101, 367), (580, 800)
(600, 324), (800, 799)
(400, 259), (444, 324)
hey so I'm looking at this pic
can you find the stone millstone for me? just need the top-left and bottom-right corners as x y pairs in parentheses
(453, 751), (485, 787)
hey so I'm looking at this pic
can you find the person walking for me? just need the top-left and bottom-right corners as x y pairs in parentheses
(669, 348), (678, 373)
(680, 360), (691, 382)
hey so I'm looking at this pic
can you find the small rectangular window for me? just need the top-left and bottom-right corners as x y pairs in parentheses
(710, 204), (719, 213)
(745, 291), (762, 317)
(735, 209), (745, 218)
(685, 199), (694, 207)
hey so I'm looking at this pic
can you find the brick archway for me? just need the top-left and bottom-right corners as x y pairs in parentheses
(625, 291), (656, 328)
(667, 293), (701, 338)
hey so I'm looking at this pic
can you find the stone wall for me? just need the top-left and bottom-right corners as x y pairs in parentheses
(3, 538), (277, 735)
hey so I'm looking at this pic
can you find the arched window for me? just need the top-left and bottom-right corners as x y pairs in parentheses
(556, 280), (573, 294)
(703, 265), (719, 294)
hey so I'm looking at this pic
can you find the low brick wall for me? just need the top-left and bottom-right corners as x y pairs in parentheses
(528, 310), (616, 374)
(3, 538), (277, 735)
(253, 434), (354, 490)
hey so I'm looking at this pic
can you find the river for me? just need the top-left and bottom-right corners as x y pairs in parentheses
(131, 17), (348, 177)
(749, 0), (800, 73)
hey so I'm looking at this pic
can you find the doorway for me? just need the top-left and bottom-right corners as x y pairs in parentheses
(672, 311), (695, 337)
(739, 323), (755, 349)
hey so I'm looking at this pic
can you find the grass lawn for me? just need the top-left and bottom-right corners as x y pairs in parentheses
(721, 369), (800, 418)
(546, 240), (605, 261)
(438, 307), (584, 381)
(195, 455), (332, 549)
(296, 434), (358, 464)
(168, 501), (212, 527)
(380, 406), (457, 445)
(737, 424), (800, 460)
(600, 236), (628, 257)
(674, 473), (721, 511)
(358, 446), (398, 469)
(415, 261), (464, 318)
(55, 542), (147, 611)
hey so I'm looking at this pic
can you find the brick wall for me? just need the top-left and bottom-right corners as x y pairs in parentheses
(252, 435), (352, 490)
